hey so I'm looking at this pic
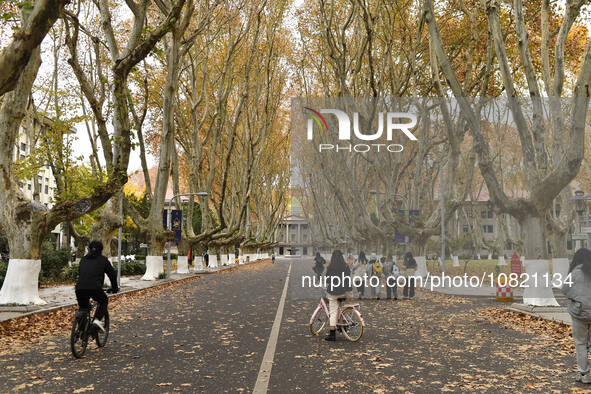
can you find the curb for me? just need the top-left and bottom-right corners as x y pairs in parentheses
(0, 258), (270, 323)
(504, 303), (571, 326)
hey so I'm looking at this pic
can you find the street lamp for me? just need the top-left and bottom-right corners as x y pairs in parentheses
(369, 189), (379, 220)
(166, 192), (208, 279)
(369, 189), (385, 254)
(391, 193), (409, 253)
(117, 196), (123, 287)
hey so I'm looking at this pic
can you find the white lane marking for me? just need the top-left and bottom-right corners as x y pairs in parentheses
(253, 263), (292, 393)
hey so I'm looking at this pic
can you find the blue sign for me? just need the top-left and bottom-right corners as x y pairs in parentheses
(394, 231), (405, 243)
(171, 210), (182, 242)
(409, 210), (419, 224)
(163, 209), (183, 242)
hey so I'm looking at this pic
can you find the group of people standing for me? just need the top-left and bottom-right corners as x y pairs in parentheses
(313, 250), (418, 300)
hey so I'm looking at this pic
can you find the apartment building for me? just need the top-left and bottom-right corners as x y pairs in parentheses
(14, 124), (63, 246)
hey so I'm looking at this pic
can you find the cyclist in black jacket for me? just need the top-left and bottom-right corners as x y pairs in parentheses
(75, 241), (119, 332)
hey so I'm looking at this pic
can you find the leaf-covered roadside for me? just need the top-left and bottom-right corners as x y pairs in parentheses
(0, 276), (202, 355)
(479, 307), (574, 355)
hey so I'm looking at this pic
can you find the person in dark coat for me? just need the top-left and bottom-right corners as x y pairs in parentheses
(75, 240), (118, 332)
(324, 250), (352, 341)
(313, 252), (326, 278)
(402, 251), (417, 300)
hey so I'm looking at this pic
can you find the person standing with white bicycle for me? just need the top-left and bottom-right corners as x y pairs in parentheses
(75, 240), (119, 333)
(324, 250), (352, 341)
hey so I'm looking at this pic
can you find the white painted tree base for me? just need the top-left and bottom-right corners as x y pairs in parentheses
(497, 256), (506, 266)
(522, 259), (559, 306)
(415, 256), (427, 278)
(177, 256), (189, 274)
(141, 256), (164, 280)
(194, 256), (204, 271)
(229, 254), (236, 265)
(209, 255), (218, 268)
(452, 255), (460, 267)
(221, 254), (228, 266)
(552, 258), (569, 286)
(0, 259), (46, 305)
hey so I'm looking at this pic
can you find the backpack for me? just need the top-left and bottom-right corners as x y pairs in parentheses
(372, 261), (383, 276)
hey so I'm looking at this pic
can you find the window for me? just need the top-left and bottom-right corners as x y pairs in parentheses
(44, 185), (48, 194)
(38, 175), (42, 184)
(506, 241), (512, 250)
(45, 177), (49, 184)
(27, 183), (31, 190)
(488, 210), (493, 219)
(20, 143), (26, 151)
(463, 225), (469, 233)
(466, 207), (473, 217)
(482, 225), (487, 233)
(481, 210), (486, 218)
(567, 240), (573, 250)
(487, 225), (493, 233)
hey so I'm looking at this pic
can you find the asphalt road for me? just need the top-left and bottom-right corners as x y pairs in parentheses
(0, 257), (585, 392)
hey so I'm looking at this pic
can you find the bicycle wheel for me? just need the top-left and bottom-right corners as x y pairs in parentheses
(95, 311), (110, 347)
(71, 317), (88, 358)
(309, 307), (328, 335)
(339, 307), (363, 342)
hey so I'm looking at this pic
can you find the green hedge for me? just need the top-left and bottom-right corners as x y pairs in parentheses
(41, 245), (72, 284)
(60, 263), (79, 283)
(121, 260), (144, 275)
(60, 259), (145, 283)
(0, 251), (148, 287)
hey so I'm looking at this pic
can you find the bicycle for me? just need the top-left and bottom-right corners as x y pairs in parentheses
(70, 293), (112, 358)
(309, 297), (365, 341)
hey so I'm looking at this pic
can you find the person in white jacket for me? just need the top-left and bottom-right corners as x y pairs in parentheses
(562, 248), (591, 384)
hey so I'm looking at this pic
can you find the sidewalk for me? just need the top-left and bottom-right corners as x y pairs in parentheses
(505, 303), (572, 325)
(425, 280), (572, 326)
(0, 260), (266, 323)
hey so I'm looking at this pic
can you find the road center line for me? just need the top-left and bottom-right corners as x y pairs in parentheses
(253, 263), (292, 394)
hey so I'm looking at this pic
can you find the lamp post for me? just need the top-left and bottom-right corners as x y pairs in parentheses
(391, 193), (409, 253)
(369, 189), (378, 219)
(369, 189), (385, 254)
(167, 192), (208, 279)
(117, 196), (123, 287)
(440, 163), (445, 275)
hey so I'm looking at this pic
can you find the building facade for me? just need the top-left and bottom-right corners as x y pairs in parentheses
(15, 126), (63, 246)
(275, 194), (314, 256)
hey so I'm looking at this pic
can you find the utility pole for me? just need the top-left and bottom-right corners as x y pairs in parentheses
(440, 163), (445, 275)
(117, 196), (122, 288)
